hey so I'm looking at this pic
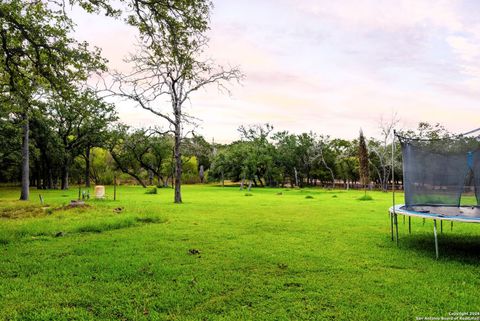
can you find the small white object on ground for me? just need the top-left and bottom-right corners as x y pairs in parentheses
(95, 185), (105, 199)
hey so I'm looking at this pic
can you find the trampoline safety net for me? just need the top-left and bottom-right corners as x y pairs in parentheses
(400, 134), (480, 207)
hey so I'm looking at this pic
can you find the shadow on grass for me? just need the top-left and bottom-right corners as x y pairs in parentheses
(399, 233), (480, 264)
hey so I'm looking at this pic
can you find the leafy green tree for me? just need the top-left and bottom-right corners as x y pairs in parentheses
(331, 139), (359, 189)
(106, 125), (147, 187)
(237, 124), (276, 188)
(272, 131), (299, 187)
(47, 89), (116, 189)
(122, 129), (174, 187)
(0, 0), (106, 199)
(0, 101), (21, 182)
(358, 129), (370, 191)
(312, 135), (337, 188)
(182, 134), (213, 173)
(29, 109), (63, 189)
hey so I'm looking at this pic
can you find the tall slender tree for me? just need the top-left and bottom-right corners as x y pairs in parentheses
(358, 129), (370, 193)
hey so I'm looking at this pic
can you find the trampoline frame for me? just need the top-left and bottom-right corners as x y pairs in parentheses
(389, 204), (480, 259)
(390, 127), (480, 259)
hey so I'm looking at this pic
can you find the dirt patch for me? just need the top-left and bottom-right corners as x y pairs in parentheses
(56, 201), (91, 211)
(0, 205), (46, 219)
(188, 249), (201, 255)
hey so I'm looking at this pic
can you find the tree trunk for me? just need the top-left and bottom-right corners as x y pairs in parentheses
(110, 152), (147, 187)
(35, 162), (41, 190)
(20, 112), (29, 201)
(157, 175), (164, 187)
(47, 167), (53, 189)
(199, 165), (204, 183)
(148, 170), (154, 186)
(173, 121), (182, 203)
(61, 161), (69, 190)
(294, 167), (299, 187)
(247, 180), (252, 191)
(133, 174), (147, 188)
(85, 146), (91, 188)
(240, 173), (245, 190)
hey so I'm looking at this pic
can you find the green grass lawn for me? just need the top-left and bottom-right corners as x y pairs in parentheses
(1, 185), (480, 320)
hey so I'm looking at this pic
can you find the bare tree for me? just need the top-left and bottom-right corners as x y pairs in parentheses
(108, 14), (242, 203)
(315, 139), (336, 189)
(369, 113), (400, 191)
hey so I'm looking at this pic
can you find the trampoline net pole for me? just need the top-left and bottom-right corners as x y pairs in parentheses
(395, 214), (399, 245)
(390, 212), (394, 241)
(392, 130), (396, 242)
(434, 220), (439, 259)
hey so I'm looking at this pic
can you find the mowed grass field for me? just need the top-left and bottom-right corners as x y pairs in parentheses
(1, 185), (480, 320)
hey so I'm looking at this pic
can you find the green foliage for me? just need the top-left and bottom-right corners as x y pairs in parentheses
(0, 0), (112, 195)
(358, 130), (370, 188)
(144, 187), (157, 194)
(358, 194), (373, 201)
(182, 156), (199, 183)
(89, 147), (116, 185)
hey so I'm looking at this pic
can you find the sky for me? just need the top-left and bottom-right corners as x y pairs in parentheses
(71, 0), (480, 142)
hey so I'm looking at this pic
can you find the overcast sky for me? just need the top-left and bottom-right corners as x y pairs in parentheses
(71, 0), (480, 142)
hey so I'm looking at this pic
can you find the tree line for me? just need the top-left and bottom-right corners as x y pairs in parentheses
(0, 0), (455, 202)
(1, 0), (240, 202)
(0, 117), (454, 192)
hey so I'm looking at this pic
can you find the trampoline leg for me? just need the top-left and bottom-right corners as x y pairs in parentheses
(403, 215), (405, 224)
(423, 218), (425, 226)
(451, 221), (453, 231)
(395, 214), (399, 246)
(390, 212), (394, 241)
(408, 216), (411, 234)
(433, 219), (439, 259)
(440, 220), (443, 234)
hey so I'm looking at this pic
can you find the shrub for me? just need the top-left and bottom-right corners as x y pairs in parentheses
(145, 187), (158, 194)
(358, 195), (373, 201)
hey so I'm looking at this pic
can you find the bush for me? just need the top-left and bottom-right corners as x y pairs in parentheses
(358, 194), (373, 201)
(145, 187), (157, 194)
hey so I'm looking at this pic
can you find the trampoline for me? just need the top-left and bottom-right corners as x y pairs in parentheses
(389, 128), (480, 258)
